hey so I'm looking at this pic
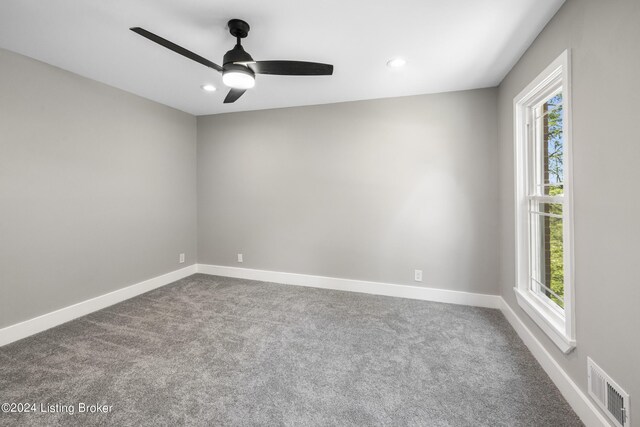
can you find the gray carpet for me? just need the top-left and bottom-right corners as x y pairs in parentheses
(0, 274), (581, 426)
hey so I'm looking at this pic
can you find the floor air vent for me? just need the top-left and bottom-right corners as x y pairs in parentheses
(588, 357), (630, 427)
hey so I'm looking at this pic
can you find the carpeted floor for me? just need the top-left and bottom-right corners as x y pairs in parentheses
(0, 274), (581, 426)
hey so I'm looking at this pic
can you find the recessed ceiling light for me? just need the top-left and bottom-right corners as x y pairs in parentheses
(201, 84), (217, 92)
(387, 58), (406, 68)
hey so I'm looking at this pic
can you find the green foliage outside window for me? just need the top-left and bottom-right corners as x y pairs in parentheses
(545, 94), (564, 308)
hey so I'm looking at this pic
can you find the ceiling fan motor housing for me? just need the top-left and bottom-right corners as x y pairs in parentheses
(223, 44), (254, 66)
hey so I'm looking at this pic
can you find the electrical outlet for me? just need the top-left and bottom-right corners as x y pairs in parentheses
(237, 253), (243, 263)
(414, 269), (423, 282)
(179, 253), (185, 264)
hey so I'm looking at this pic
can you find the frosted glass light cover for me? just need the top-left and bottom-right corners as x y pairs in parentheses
(223, 71), (255, 89)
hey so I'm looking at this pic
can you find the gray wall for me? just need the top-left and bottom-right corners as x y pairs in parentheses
(198, 89), (499, 294)
(0, 48), (197, 329)
(497, 0), (640, 420)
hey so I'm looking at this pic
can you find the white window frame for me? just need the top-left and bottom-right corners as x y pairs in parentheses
(513, 50), (575, 353)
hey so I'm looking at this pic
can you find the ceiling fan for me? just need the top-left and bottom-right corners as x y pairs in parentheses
(130, 19), (334, 104)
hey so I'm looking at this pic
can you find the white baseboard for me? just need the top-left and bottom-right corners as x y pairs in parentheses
(0, 264), (197, 347)
(196, 264), (501, 309)
(499, 298), (609, 427)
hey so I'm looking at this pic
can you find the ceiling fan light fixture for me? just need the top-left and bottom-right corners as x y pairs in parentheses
(222, 65), (255, 89)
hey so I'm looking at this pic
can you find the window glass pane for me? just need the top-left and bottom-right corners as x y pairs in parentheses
(533, 93), (564, 196)
(529, 211), (564, 308)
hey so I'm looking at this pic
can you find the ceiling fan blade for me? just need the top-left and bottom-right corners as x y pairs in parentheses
(130, 27), (223, 72)
(223, 88), (246, 104)
(250, 61), (333, 76)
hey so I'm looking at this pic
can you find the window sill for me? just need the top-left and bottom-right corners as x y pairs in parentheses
(513, 287), (576, 354)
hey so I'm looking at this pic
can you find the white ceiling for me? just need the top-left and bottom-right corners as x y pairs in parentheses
(0, 0), (564, 116)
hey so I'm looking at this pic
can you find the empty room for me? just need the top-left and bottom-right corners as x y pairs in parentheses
(1, 0), (638, 425)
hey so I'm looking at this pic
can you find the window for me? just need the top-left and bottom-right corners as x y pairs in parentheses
(514, 50), (575, 353)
